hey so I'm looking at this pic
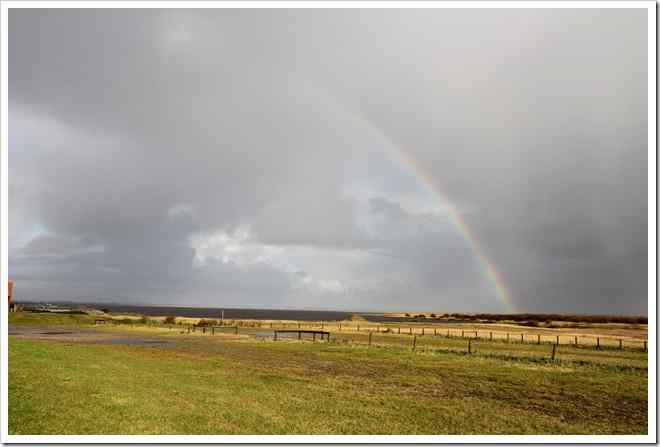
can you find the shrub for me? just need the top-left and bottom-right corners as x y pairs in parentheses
(195, 319), (217, 327)
(164, 316), (177, 325)
(115, 318), (135, 325)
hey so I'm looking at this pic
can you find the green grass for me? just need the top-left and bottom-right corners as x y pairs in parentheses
(9, 332), (647, 435)
(8, 311), (95, 326)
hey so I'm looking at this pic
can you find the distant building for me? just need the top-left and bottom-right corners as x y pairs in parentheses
(8, 280), (14, 312)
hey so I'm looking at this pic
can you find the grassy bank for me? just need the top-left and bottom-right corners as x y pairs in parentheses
(9, 328), (647, 435)
(8, 311), (95, 326)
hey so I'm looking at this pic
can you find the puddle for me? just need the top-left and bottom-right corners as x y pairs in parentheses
(254, 331), (304, 338)
(255, 331), (277, 338)
(102, 338), (174, 346)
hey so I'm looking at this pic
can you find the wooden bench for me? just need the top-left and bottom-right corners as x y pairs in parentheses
(274, 329), (330, 342)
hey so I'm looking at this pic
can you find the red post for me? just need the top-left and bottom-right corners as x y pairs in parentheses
(7, 280), (14, 312)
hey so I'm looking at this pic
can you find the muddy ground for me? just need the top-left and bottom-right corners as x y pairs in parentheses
(9, 325), (177, 347)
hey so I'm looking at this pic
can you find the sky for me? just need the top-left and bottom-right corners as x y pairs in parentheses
(8, 8), (648, 314)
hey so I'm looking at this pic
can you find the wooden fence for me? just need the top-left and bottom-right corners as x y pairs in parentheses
(157, 320), (647, 352)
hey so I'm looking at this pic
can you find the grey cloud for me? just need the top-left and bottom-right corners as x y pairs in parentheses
(9, 8), (648, 314)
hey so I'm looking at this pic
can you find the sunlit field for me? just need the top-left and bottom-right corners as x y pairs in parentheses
(9, 312), (647, 435)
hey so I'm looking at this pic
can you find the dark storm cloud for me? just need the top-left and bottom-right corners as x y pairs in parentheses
(8, 8), (648, 314)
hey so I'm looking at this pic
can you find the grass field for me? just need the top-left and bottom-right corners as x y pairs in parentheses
(8, 313), (648, 435)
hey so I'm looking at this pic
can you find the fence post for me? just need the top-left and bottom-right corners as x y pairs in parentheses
(422, 328), (425, 336)
(461, 330), (464, 338)
(212, 327), (215, 335)
(575, 336), (578, 346)
(410, 328), (412, 335)
(644, 341), (647, 351)
(235, 326), (239, 335)
(490, 332), (493, 341)
(506, 333), (509, 342)
(398, 327), (401, 334)
(619, 339), (623, 350)
(551, 343), (556, 361)
(447, 329), (450, 338)
(313, 333), (316, 342)
(556, 335), (559, 345)
(434, 328), (437, 336)
(369, 332), (372, 346)
(298, 331), (301, 340)
(468, 339), (472, 354)
(537, 334), (540, 345)
(202, 327), (206, 334)
(357, 324), (360, 332)
(412, 335), (417, 350)
(521, 333), (524, 343)
(339, 323), (342, 330)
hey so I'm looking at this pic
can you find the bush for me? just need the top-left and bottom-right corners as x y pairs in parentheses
(164, 316), (177, 325)
(114, 318), (135, 325)
(195, 319), (218, 327)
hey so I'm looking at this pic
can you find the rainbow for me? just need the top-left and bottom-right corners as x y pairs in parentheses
(319, 89), (516, 313)
(388, 148), (516, 313)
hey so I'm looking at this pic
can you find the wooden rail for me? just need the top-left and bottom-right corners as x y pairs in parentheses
(273, 329), (330, 341)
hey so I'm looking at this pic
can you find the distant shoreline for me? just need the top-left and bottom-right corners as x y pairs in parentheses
(13, 301), (648, 325)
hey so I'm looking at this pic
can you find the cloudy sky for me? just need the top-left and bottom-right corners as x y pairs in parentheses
(8, 8), (648, 314)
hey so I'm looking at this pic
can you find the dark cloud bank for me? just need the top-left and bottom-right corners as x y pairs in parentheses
(9, 9), (648, 314)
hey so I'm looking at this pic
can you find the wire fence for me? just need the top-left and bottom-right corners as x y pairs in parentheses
(123, 318), (648, 353)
